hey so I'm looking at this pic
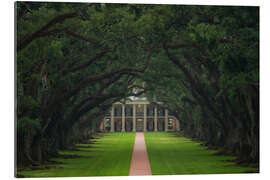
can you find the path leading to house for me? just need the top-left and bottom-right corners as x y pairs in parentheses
(129, 132), (152, 176)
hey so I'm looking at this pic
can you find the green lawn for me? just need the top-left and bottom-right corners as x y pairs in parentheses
(144, 132), (258, 175)
(18, 132), (135, 177)
(18, 132), (258, 177)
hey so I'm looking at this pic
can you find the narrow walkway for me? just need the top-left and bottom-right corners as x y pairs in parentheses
(129, 132), (152, 176)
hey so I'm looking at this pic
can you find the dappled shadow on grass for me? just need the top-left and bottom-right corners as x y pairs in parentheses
(16, 174), (25, 178)
(16, 153), (93, 177)
(90, 133), (109, 139)
(170, 132), (259, 171)
(18, 144), (95, 174)
(28, 165), (64, 171)
(57, 154), (94, 161)
(244, 169), (259, 173)
(16, 159), (65, 172)
(146, 132), (259, 174)
(236, 161), (259, 171)
(79, 139), (100, 145)
(203, 146), (259, 171)
(17, 133), (135, 177)
(75, 145), (93, 149)
(212, 149), (234, 156)
(172, 131), (185, 137)
(57, 154), (88, 159)
(205, 146), (259, 171)
(67, 147), (92, 152)
(221, 159), (236, 163)
(17, 163), (64, 173)
(67, 139), (103, 152)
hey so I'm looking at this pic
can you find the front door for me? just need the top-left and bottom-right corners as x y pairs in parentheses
(136, 118), (144, 131)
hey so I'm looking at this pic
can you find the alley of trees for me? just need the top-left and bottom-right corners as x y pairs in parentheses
(16, 2), (259, 168)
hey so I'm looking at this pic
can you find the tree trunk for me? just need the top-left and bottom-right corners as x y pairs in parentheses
(31, 133), (42, 164)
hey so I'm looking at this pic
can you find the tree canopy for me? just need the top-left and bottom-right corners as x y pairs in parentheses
(16, 2), (259, 167)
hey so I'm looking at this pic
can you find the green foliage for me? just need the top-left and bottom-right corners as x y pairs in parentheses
(22, 96), (41, 117)
(17, 117), (41, 133)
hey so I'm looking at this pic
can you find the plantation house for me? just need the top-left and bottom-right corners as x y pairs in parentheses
(100, 96), (180, 132)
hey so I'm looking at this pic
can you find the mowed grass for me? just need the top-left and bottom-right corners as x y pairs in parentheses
(144, 132), (258, 175)
(18, 132), (135, 177)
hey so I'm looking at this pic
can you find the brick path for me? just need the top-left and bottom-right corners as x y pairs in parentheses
(129, 132), (152, 176)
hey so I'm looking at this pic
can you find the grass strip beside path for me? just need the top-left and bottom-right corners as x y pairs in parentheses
(18, 132), (135, 177)
(144, 132), (258, 175)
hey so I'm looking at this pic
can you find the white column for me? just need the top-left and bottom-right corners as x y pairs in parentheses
(144, 104), (147, 132)
(121, 104), (125, 132)
(154, 107), (158, 131)
(176, 119), (180, 131)
(110, 105), (115, 132)
(100, 118), (105, 132)
(165, 109), (168, 132)
(133, 104), (136, 132)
